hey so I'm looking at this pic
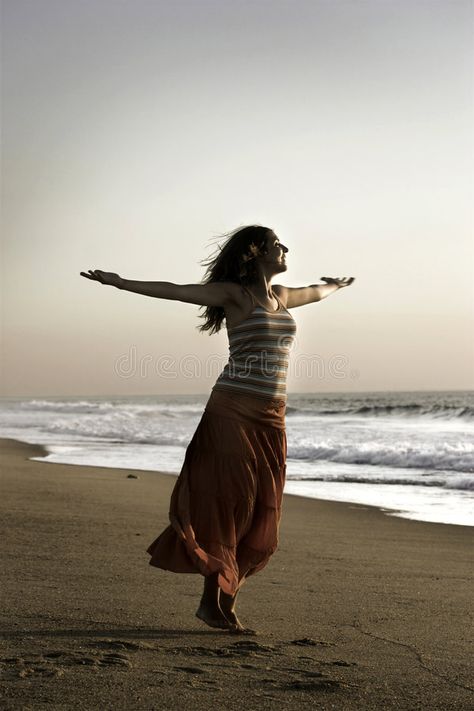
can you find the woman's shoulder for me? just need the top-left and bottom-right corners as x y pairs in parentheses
(217, 281), (251, 303)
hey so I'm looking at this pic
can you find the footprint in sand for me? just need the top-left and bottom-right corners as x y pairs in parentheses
(0, 646), (133, 678)
(98, 653), (131, 667)
(289, 637), (335, 647)
(93, 639), (143, 651)
(229, 640), (278, 656)
(239, 662), (261, 670)
(173, 665), (207, 674)
(171, 640), (280, 660)
(145, 638), (357, 696)
(283, 678), (344, 692)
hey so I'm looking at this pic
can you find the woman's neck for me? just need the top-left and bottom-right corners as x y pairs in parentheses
(249, 276), (273, 300)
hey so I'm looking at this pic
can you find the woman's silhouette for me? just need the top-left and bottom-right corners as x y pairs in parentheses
(81, 225), (354, 634)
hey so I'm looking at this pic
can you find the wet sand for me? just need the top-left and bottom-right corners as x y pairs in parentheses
(0, 437), (472, 710)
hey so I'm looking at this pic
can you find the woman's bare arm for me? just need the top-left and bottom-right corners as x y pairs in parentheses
(275, 277), (355, 309)
(80, 270), (238, 307)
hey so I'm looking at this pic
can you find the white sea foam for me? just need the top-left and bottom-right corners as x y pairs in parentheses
(1, 390), (473, 526)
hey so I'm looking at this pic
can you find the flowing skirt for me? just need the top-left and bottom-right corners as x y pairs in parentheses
(146, 388), (287, 596)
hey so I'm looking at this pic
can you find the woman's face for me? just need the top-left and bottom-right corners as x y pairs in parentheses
(264, 231), (289, 273)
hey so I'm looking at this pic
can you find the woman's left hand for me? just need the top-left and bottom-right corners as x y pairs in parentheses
(321, 276), (355, 288)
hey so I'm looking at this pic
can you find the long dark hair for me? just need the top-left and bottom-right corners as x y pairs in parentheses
(197, 224), (272, 335)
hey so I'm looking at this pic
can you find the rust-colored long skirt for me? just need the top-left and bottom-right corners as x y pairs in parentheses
(146, 388), (287, 597)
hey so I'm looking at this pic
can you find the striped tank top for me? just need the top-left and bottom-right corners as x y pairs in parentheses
(212, 286), (297, 401)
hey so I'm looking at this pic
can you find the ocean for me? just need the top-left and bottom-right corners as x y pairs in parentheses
(0, 390), (472, 526)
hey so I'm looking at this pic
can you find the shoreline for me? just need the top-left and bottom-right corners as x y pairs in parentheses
(1, 436), (473, 709)
(17, 435), (473, 529)
(10, 438), (473, 539)
(24, 437), (406, 522)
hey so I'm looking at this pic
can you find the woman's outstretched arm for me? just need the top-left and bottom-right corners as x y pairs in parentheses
(275, 277), (355, 309)
(80, 270), (238, 307)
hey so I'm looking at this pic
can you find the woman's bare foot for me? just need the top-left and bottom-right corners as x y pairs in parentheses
(229, 622), (258, 635)
(220, 606), (258, 635)
(195, 602), (233, 630)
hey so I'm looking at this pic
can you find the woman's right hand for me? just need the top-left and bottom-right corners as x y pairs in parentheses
(80, 270), (123, 288)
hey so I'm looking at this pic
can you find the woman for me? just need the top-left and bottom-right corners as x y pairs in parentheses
(81, 225), (354, 634)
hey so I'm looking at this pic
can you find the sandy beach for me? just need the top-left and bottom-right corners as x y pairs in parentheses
(0, 437), (472, 710)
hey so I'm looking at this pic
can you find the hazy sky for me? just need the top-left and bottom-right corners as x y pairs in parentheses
(1, 0), (473, 396)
